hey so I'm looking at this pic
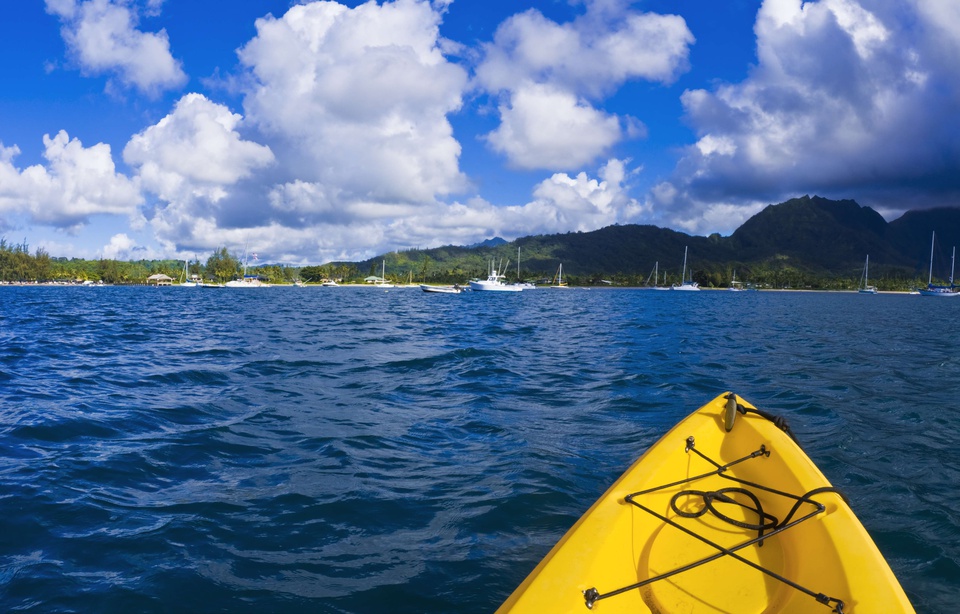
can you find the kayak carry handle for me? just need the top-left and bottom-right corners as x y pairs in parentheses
(724, 392), (738, 431)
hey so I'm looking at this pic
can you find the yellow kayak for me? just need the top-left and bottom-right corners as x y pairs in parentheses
(497, 393), (915, 613)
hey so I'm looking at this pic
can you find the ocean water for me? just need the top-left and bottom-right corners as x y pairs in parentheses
(0, 286), (956, 613)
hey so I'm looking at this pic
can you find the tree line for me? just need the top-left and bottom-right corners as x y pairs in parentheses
(0, 241), (306, 285)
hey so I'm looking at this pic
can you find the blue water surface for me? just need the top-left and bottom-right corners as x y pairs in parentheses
(0, 286), (956, 612)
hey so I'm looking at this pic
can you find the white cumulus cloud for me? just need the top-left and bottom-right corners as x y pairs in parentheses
(475, 5), (693, 97)
(123, 93), (275, 252)
(486, 83), (622, 170)
(493, 159), (646, 237)
(0, 131), (142, 231)
(45, 0), (186, 94)
(101, 232), (137, 259)
(238, 0), (468, 204)
(124, 93), (275, 204)
(474, 1), (693, 170)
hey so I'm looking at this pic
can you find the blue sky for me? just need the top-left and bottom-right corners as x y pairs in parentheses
(2, 0), (959, 264)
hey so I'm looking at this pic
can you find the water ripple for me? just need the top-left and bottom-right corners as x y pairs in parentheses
(0, 287), (955, 612)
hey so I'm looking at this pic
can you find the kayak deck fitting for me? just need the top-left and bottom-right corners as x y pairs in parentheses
(496, 393), (915, 614)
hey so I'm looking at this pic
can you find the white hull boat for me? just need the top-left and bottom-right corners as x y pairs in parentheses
(470, 260), (522, 292)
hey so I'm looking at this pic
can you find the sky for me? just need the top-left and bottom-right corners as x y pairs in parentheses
(2, 0), (960, 264)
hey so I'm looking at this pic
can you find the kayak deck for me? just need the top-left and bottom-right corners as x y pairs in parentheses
(497, 393), (915, 613)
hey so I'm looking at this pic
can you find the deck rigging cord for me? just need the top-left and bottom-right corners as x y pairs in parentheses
(725, 393), (799, 443)
(581, 406), (848, 613)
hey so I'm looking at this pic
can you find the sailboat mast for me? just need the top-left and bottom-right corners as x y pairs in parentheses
(682, 246), (688, 283)
(929, 231), (935, 285)
(952, 246), (956, 285)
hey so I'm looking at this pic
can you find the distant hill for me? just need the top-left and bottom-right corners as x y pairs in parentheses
(887, 208), (960, 272)
(468, 237), (508, 248)
(347, 196), (960, 288)
(729, 195), (898, 269)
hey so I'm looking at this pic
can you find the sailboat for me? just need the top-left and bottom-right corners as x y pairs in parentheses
(643, 261), (669, 290)
(728, 270), (744, 292)
(858, 255), (878, 294)
(179, 260), (200, 287)
(918, 231), (959, 296)
(513, 247), (535, 289)
(374, 260), (394, 288)
(671, 246), (700, 291)
(550, 263), (570, 289)
(225, 247), (270, 287)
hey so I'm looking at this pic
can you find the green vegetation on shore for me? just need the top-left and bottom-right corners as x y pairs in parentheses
(0, 240), (303, 285)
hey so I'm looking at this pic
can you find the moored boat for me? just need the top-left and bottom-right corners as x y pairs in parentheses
(497, 392), (915, 614)
(642, 261), (669, 290)
(226, 248), (271, 287)
(918, 231), (958, 296)
(420, 284), (463, 294)
(550, 263), (570, 289)
(671, 246), (700, 291)
(858, 255), (878, 294)
(373, 260), (394, 288)
(729, 269), (745, 291)
(469, 260), (523, 292)
(650, 261), (670, 290)
(179, 260), (200, 287)
(225, 275), (270, 288)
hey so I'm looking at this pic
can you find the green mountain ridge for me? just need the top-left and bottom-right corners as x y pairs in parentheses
(349, 195), (960, 288)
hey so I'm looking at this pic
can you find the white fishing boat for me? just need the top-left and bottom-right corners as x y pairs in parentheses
(918, 231), (959, 296)
(858, 255), (878, 294)
(470, 260), (523, 292)
(469, 260), (522, 292)
(321, 280), (339, 287)
(420, 284), (463, 294)
(671, 246), (700, 291)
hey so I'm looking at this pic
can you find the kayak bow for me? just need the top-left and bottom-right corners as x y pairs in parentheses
(496, 392), (914, 613)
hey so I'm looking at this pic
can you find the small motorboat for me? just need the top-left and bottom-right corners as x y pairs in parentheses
(420, 284), (463, 294)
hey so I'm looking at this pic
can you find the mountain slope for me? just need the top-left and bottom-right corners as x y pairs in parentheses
(351, 196), (960, 284)
(729, 195), (900, 269)
(888, 208), (960, 273)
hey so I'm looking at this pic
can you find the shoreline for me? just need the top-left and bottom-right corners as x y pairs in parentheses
(0, 280), (927, 294)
